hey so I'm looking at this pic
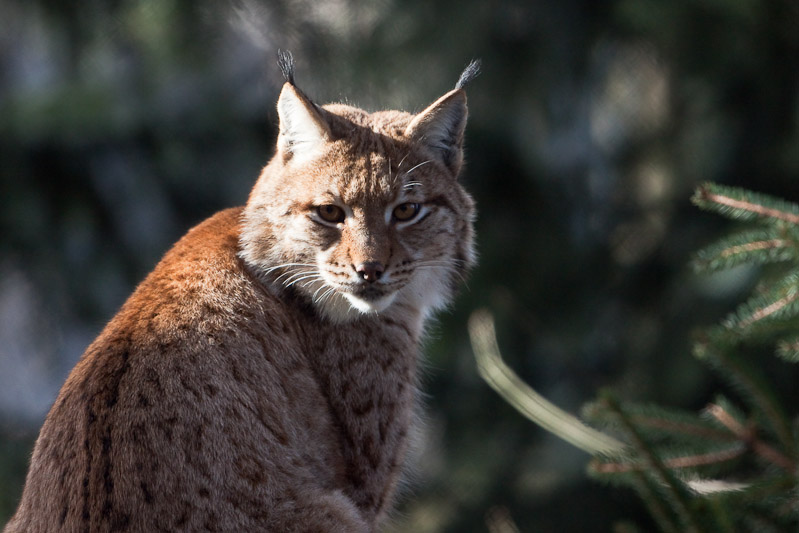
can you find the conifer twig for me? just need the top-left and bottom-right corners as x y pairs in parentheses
(628, 414), (735, 442)
(775, 337), (799, 362)
(591, 445), (745, 473)
(718, 239), (789, 258)
(600, 395), (706, 533)
(694, 184), (799, 225)
(629, 469), (682, 533)
(706, 404), (796, 472)
(734, 292), (799, 330)
(695, 341), (795, 454)
(691, 228), (799, 273)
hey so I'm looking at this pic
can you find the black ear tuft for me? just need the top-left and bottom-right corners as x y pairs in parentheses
(277, 49), (296, 85)
(455, 59), (482, 90)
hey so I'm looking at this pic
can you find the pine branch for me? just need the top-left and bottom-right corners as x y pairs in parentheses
(722, 273), (799, 334)
(597, 394), (708, 533)
(706, 404), (795, 472)
(473, 183), (799, 530)
(775, 336), (799, 362)
(591, 444), (745, 473)
(704, 395), (747, 430)
(735, 293), (799, 330)
(694, 339), (795, 454)
(692, 183), (799, 225)
(628, 469), (683, 533)
(583, 184), (799, 529)
(692, 228), (799, 273)
(625, 404), (737, 443)
(629, 415), (732, 443)
(589, 456), (686, 533)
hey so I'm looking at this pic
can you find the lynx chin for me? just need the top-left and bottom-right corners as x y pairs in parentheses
(5, 52), (479, 533)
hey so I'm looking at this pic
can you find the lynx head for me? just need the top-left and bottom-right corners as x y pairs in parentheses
(240, 54), (478, 323)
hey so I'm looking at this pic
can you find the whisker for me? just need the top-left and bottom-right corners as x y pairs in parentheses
(276, 270), (312, 284)
(262, 262), (317, 274)
(403, 160), (431, 178)
(411, 262), (469, 284)
(278, 267), (315, 280)
(412, 260), (463, 268)
(414, 264), (466, 277)
(311, 282), (333, 301)
(315, 286), (338, 306)
(299, 279), (328, 293)
(267, 264), (317, 283)
(263, 264), (317, 283)
(396, 153), (410, 171)
(281, 269), (316, 281)
(283, 275), (318, 287)
(284, 273), (322, 288)
(321, 288), (338, 305)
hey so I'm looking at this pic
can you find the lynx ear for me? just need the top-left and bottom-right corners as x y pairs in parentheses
(276, 83), (331, 163)
(404, 89), (468, 175)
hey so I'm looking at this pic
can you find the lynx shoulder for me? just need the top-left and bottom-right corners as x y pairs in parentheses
(5, 55), (478, 533)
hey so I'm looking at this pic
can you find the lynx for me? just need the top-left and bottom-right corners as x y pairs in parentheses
(4, 53), (478, 532)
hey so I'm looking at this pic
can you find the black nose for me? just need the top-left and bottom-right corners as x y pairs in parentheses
(355, 262), (384, 283)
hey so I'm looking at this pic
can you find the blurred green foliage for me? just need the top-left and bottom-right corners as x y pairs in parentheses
(1, 0), (798, 530)
(581, 184), (799, 531)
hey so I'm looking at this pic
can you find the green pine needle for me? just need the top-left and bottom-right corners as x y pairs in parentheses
(477, 182), (799, 530)
(775, 336), (799, 363)
(589, 401), (736, 445)
(584, 184), (799, 530)
(703, 395), (747, 429)
(594, 394), (708, 533)
(692, 229), (799, 273)
(692, 183), (799, 225)
(693, 341), (795, 454)
(722, 272), (799, 335)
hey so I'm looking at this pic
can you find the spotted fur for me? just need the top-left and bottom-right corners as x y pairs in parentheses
(5, 57), (476, 533)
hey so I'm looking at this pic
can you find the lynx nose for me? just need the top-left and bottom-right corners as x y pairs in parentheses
(355, 262), (384, 283)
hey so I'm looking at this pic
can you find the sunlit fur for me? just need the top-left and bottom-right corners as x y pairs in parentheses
(240, 97), (476, 328)
(5, 70), (476, 533)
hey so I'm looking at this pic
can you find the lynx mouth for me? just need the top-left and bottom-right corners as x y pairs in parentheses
(342, 287), (398, 313)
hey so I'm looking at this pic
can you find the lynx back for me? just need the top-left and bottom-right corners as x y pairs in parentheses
(5, 55), (478, 533)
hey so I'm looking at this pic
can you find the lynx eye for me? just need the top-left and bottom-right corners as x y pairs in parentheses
(392, 202), (421, 222)
(317, 205), (345, 224)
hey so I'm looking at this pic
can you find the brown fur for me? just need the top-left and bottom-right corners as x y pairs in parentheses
(5, 66), (475, 532)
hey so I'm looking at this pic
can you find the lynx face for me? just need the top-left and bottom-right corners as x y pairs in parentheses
(241, 85), (475, 323)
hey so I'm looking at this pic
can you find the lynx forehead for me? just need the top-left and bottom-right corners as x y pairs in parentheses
(5, 54), (478, 533)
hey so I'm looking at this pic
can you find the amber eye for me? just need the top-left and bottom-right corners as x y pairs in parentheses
(392, 203), (421, 222)
(317, 205), (345, 224)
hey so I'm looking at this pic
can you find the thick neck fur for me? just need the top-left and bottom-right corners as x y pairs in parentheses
(5, 74), (475, 533)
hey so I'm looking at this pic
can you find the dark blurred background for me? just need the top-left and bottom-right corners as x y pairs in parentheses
(1, 0), (798, 531)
